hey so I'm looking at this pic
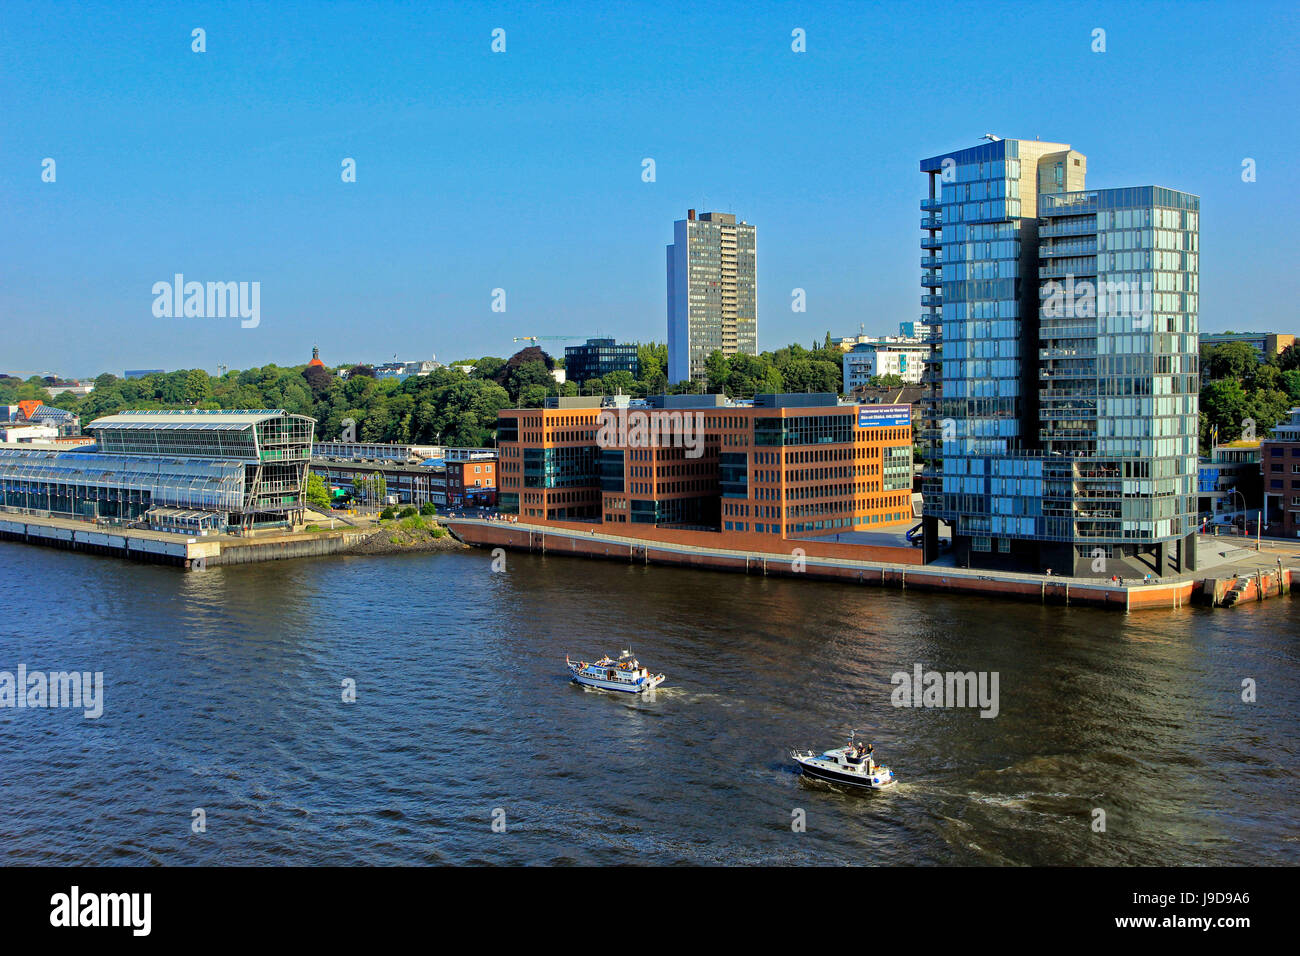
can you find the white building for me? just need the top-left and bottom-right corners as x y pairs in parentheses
(1, 424), (60, 443)
(841, 323), (930, 390)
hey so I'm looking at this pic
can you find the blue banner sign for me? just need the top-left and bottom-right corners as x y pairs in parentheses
(857, 404), (911, 428)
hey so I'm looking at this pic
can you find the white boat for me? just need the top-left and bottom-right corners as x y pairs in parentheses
(791, 737), (896, 790)
(566, 651), (665, 694)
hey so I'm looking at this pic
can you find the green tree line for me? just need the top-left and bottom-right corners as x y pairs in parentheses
(1199, 341), (1300, 451)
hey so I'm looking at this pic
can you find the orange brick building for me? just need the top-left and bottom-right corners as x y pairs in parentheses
(496, 394), (913, 540)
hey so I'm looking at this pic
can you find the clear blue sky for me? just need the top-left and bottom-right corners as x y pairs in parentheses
(1, 0), (1296, 377)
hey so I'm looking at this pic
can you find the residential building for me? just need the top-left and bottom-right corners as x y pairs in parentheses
(564, 338), (640, 385)
(842, 325), (931, 389)
(447, 458), (497, 507)
(667, 209), (757, 383)
(919, 137), (1199, 576)
(1263, 407), (1300, 537)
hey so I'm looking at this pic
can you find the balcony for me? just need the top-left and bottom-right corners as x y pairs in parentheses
(1038, 241), (1097, 258)
(1038, 263), (1098, 280)
(921, 294), (943, 307)
(921, 217), (943, 230)
(921, 197), (942, 211)
(921, 256), (942, 268)
(921, 235), (942, 250)
(1039, 346), (1097, 360)
(921, 273), (942, 288)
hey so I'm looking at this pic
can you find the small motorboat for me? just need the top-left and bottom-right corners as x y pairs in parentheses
(791, 736), (896, 790)
(566, 650), (665, 694)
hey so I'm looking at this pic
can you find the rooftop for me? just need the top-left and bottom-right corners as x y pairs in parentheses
(89, 409), (306, 431)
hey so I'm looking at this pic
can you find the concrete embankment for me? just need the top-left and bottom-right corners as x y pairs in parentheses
(0, 513), (465, 569)
(446, 518), (1297, 613)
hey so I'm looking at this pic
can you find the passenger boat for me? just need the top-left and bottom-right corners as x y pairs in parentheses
(791, 737), (896, 790)
(566, 651), (665, 694)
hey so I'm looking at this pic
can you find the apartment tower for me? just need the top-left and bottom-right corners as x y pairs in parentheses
(667, 210), (757, 383)
(918, 137), (1199, 575)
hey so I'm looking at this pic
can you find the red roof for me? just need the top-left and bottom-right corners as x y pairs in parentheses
(17, 400), (43, 420)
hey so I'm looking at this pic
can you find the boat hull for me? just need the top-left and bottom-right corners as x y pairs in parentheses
(795, 758), (896, 790)
(570, 672), (664, 694)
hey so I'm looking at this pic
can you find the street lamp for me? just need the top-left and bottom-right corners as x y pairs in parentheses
(1230, 489), (1247, 535)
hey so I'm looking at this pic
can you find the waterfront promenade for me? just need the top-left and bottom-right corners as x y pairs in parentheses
(447, 516), (1297, 613)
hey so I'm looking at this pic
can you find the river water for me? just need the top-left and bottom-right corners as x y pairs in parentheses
(1, 540), (1295, 865)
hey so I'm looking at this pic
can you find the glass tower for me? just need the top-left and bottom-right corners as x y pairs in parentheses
(1038, 187), (1200, 562)
(919, 140), (1198, 575)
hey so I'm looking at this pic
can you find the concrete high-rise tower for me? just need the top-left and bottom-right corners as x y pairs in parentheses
(667, 209), (757, 383)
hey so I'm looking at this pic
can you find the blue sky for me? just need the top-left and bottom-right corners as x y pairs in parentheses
(1, 0), (1296, 377)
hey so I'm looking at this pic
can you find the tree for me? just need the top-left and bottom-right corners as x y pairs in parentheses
(305, 472), (332, 511)
(1202, 342), (1259, 382)
(868, 374), (906, 388)
(302, 363), (335, 397)
(352, 472), (387, 506)
(1200, 378), (1249, 448)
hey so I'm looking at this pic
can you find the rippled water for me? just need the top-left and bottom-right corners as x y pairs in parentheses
(1, 539), (1296, 865)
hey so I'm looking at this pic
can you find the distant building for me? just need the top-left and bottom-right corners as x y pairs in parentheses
(843, 333), (930, 389)
(668, 210), (757, 383)
(124, 369), (165, 379)
(564, 338), (639, 384)
(373, 358), (441, 382)
(1199, 331), (1295, 360)
(1198, 441), (1261, 522)
(446, 458), (497, 508)
(313, 441), (440, 461)
(1, 424), (59, 443)
(4, 401), (80, 435)
(311, 457), (450, 507)
(310, 444), (498, 507)
(47, 381), (94, 397)
(1262, 407), (1300, 537)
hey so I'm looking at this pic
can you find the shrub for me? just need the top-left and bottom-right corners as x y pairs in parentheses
(398, 505), (418, 518)
(419, 502), (437, 516)
(379, 506), (397, 520)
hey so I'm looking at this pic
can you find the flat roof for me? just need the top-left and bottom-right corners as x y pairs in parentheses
(89, 409), (308, 431)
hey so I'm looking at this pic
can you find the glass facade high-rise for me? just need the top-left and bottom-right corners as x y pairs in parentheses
(667, 210), (757, 383)
(1038, 187), (1200, 559)
(919, 139), (1199, 576)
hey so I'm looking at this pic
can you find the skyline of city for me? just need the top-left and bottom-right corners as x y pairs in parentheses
(2, 1), (1295, 375)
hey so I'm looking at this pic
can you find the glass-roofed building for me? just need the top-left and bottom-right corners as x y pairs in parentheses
(0, 409), (315, 532)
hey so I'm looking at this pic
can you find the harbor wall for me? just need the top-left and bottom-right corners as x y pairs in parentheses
(447, 519), (1285, 613)
(0, 513), (376, 569)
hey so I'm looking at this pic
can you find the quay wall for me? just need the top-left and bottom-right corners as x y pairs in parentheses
(447, 519), (1247, 613)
